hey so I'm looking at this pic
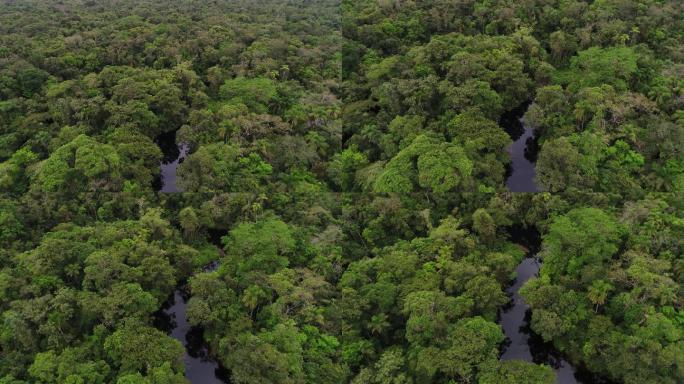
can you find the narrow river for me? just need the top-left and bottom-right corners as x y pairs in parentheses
(498, 245), (583, 383)
(500, 104), (592, 383)
(154, 129), (189, 193)
(501, 102), (540, 192)
(154, 262), (229, 384)
(501, 225), (616, 384)
(153, 133), (227, 382)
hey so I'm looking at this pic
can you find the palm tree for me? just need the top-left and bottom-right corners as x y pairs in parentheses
(587, 280), (613, 313)
(368, 313), (390, 335)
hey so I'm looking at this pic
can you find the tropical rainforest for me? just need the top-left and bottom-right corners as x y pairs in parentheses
(0, 0), (682, 384)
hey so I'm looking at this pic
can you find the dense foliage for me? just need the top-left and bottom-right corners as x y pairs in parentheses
(0, 0), (682, 384)
(341, 2), (683, 382)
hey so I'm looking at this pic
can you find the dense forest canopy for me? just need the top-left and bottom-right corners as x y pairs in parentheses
(0, 0), (682, 384)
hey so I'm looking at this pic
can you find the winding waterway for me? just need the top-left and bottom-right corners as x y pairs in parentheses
(498, 246), (583, 383)
(154, 261), (229, 384)
(154, 129), (189, 193)
(501, 102), (540, 192)
(499, 104), (594, 382)
(152, 124), (228, 384)
(501, 225), (615, 384)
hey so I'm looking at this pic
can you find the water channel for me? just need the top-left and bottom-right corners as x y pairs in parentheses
(501, 102), (540, 192)
(153, 131), (228, 382)
(154, 276), (229, 384)
(500, 227), (588, 384)
(500, 101), (600, 383)
(154, 129), (189, 193)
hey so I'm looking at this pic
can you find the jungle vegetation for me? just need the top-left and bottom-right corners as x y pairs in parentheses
(0, 1), (682, 384)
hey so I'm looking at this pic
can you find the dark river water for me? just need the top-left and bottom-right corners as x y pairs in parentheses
(154, 130), (189, 192)
(499, 256), (584, 383)
(501, 103), (540, 192)
(501, 226), (612, 384)
(499, 104), (589, 382)
(154, 261), (229, 383)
